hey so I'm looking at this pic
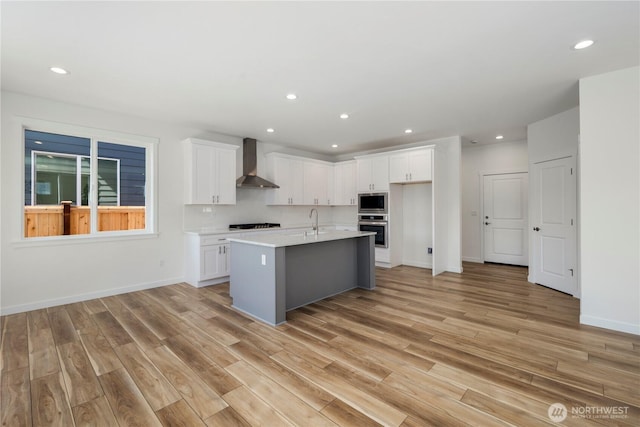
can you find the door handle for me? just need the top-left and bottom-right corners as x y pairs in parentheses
(533, 227), (540, 231)
(485, 222), (491, 225)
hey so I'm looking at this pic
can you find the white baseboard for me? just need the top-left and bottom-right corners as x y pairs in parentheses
(402, 261), (432, 269)
(0, 276), (184, 316)
(447, 264), (463, 273)
(462, 256), (483, 263)
(580, 315), (640, 335)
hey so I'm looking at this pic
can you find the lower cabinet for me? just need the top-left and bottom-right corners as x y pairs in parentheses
(201, 243), (230, 280)
(185, 234), (232, 287)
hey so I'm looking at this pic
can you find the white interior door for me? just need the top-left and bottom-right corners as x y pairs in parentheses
(483, 173), (528, 266)
(531, 156), (577, 295)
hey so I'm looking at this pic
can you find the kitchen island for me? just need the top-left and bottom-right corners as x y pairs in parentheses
(227, 230), (376, 325)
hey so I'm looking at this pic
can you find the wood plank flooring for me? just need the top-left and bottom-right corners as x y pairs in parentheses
(2, 262), (639, 426)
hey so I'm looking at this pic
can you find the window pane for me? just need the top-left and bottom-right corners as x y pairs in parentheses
(97, 141), (146, 232)
(34, 154), (77, 205)
(25, 130), (90, 238)
(97, 159), (118, 206)
(25, 130), (90, 205)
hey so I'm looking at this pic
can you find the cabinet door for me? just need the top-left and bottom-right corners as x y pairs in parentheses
(266, 156), (292, 205)
(371, 156), (389, 191)
(335, 162), (356, 205)
(304, 162), (330, 205)
(326, 164), (335, 205)
(266, 156), (305, 205)
(389, 153), (409, 183)
(408, 148), (432, 182)
(215, 148), (237, 204)
(192, 144), (216, 204)
(356, 158), (373, 192)
(344, 162), (356, 205)
(218, 243), (230, 276)
(289, 159), (305, 205)
(201, 245), (223, 280)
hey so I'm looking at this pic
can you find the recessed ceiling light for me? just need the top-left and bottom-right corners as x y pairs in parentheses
(266, 128), (275, 133)
(331, 144), (338, 148)
(573, 40), (594, 50)
(404, 129), (413, 134)
(495, 135), (504, 140)
(50, 67), (69, 75)
(286, 93), (297, 100)
(339, 113), (349, 119)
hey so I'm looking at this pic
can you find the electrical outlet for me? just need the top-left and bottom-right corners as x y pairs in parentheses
(428, 247), (432, 254)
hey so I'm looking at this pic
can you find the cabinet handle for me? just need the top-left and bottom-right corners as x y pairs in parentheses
(218, 246), (221, 254)
(410, 173), (412, 180)
(217, 195), (220, 203)
(212, 195), (215, 204)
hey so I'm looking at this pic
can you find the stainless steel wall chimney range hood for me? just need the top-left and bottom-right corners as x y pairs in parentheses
(236, 138), (279, 188)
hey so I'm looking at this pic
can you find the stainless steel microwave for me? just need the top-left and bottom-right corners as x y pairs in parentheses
(358, 192), (388, 214)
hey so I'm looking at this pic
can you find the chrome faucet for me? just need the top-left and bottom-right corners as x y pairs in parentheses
(309, 208), (319, 235)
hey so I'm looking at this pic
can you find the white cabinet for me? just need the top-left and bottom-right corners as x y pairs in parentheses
(265, 154), (305, 205)
(389, 147), (432, 183)
(201, 243), (230, 279)
(303, 161), (332, 205)
(183, 138), (238, 205)
(356, 155), (389, 192)
(334, 161), (357, 206)
(185, 234), (232, 287)
(266, 154), (333, 206)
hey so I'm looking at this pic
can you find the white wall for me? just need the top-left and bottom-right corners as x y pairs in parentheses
(528, 107), (579, 163)
(579, 66), (639, 335)
(461, 141), (528, 262)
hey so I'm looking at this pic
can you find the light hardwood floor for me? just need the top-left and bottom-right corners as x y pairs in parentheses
(2, 262), (639, 426)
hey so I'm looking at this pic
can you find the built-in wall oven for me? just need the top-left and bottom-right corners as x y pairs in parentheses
(358, 214), (388, 248)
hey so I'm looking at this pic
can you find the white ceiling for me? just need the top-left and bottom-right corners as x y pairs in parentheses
(1, 1), (638, 155)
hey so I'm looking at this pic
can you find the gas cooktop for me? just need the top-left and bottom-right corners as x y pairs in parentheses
(229, 223), (281, 230)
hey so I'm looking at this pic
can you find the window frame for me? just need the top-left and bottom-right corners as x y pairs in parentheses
(19, 117), (158, 243)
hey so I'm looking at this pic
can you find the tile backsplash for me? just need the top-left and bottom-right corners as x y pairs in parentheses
(184, 189), (357, 231)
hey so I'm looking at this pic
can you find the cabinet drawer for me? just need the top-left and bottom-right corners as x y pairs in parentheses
(201, 235), (231, 246)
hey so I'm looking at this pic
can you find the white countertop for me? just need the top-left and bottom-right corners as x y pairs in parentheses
(226, 230), (375, 248)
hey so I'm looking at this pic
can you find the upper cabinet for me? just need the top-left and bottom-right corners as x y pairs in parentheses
(183, 138), (238, 205)
(265, 154), (305, 205)
(334, 161), (357, 206)
(389, 147), (433, 183)
(303, 161), (333, 206)
(265, 153), (336, 206)
(356, 155), (389, 192)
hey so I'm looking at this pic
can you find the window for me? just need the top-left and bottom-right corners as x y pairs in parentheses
(23, 127), (155, 238)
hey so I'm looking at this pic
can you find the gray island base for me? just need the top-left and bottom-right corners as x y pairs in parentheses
(227, 231), (376, 325)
